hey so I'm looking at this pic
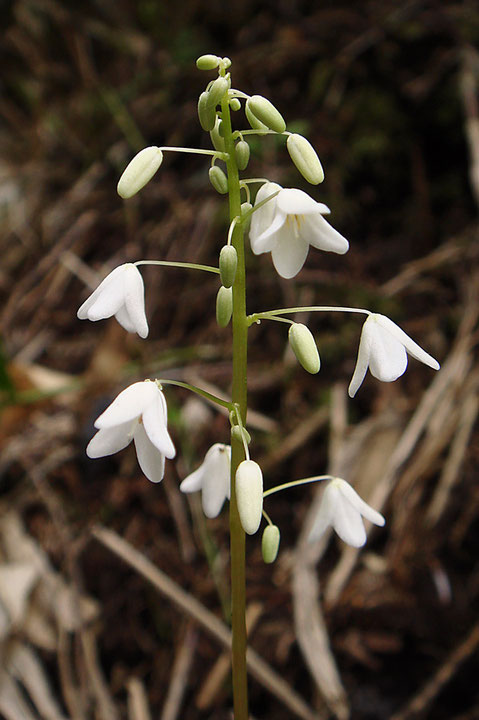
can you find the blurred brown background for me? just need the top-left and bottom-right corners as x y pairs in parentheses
(1, 1), (478, 719)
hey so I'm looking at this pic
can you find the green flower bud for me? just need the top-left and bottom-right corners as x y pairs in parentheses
(209, 166), (228, 194)
(288, 323), (320, 374)
(198, 91), (216, 131)
(287, 134), (324, 185)
(235, 460), (263, 535)
(262, 525), (280, 564)
(240, 202), (253, 231)
(196, 54), (220, 71)
(216, 286), (233, 327)
(117, 146), (163, 199)
(219, 245), (238, 287)
(235, 140), (250, 171)
(207, 76), (229, 108)
(231, 426), (251, 445)
(209, 117), (225, 152)
(245, 103), (269, 131)
(229, 98), (241, 111)
(246, 95), (286, 134)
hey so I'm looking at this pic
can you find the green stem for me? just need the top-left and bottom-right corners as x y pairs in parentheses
(221, 90), (249, 720)
(248, 305), (371, 326)
(263, 474), (332, 498)
(135, 260), (219, 274)
(156, 379), (232, 410)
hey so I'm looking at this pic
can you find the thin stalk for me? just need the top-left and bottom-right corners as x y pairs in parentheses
(221, 91), (249, 719)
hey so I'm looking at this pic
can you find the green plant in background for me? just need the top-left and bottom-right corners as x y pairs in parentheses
(77, 54), (440, 719)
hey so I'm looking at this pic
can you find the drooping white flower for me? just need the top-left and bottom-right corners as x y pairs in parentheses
(86, 380), (175, 483)
(249, 182), (349, 279)
(77, 263), (148, 338)
(309, 478), (385, 547)
(180, 443), (231, 518)
(348, 313), (440, 398)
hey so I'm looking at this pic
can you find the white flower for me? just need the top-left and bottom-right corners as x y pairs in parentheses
(86, 381), (175, 483)
(309, 478), (385, 547)
(77, 264), (148, 338)
(348, 313), (440, 398)
(249, 182), (349, 279)
(180, 443), (231, 518)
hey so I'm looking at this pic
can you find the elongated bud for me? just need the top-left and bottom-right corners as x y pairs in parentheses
(216, 286), (233, 327)
(231, 426), (251, 445)
(209, 117), (225, 152)
(219, 245), (237, 287)
(117, 146), (163, 199)
(246, 95), (286, 134)
(262, 525), (280, 564)
(209, 166), (228, 194)
(230, 98), (241, 111)
(235, 140), (250, 171)
(245, 103), (269, 131)
(198, 92), (216, 131)
(288, 323), (320, 374)
(287, 134), (324, 185)
(236, 460), (263, 535)
(196, 54), (220, 70)
(240, 202), (253, 231)
(207, 76), (229, 108)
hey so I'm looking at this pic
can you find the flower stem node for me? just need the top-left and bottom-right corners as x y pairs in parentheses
(288, 323), (320, 374)
(309, 478), (385, 547)
(287, 134), (325, 185)
(77, 263), (148, 338)
(235, 460), (264, 535)
(198, 92), (217, 132)
(180, 443), (231, 518)
(117, 147), (163, 199)
(219, 245), (238, 287)
(235, 140), (250, 171)
(196, 54), (220, 71)
(207, 76), (230, 108)
(216, 286), (233, 327)
(262, 525), (280, 564)
(246, 96), (286, 134)
(209, 166), (229, 194)
(231, 425), (251, 445)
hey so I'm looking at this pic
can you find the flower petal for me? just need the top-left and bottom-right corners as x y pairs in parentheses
(179, 466), (205, 493)
(86, 422), (134, 458)
(348, 318), (373, 398)
(270, 224), (309, 278)
(123, 265), (149, 338)
(201, 444), (231, 518)
(308, 482), (336, 542)
(332, 489), (367, 547)
(276, 188), (323, 216)
(94, 381), (158, 429)
(337, 479), (385, 527)
(142, 390), (176, 458)
(252, 209), (287, 254)
(250, 182), (282, 250)
(301, 214), (349, 254)
(375, 314), (440, 370)
(114, 305), (139, 334)
(133, 423), (165, 483)
(367, 317), (408, 382)
(77, 265), (126, 320)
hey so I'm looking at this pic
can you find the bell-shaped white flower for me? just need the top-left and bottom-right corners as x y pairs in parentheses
(309, 478), (385, 547)
(348, 313), (440, 398)
(180, 443), (231, 518)
(77, 263), (148, 338)
(86, 380), (175, 483)
(249, 182), (349, 279)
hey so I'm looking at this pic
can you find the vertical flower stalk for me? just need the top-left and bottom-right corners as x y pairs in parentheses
(220, 91), (249, 719)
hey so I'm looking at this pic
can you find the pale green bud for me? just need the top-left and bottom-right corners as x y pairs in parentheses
(221, 57), (232, 69)
(209, 166), (228, 194)
(198, 92), (216, 132)
(229, 98), (241, 111)
(209, 117), (225, 152)
(235, 460), (263, 535)
(219, 245), (237, 287)
(245, 103), (269, 131)
(231, 426), (251, 445)
(216, 286), (233, 327)
(117, 146), (163, 199)
(207, 76), (229, 108)
(196, 54), (220, 71)
(235, 140), (250, 171)
(288, 323), (320, 374)
(262, 525), (280, 564)
(287, 134), (324, 185)
(240, 202), (253, 231)
(246, 95), (286, 134)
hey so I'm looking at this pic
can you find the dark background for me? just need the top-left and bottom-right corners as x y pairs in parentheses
(1, 1), (479, 719)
